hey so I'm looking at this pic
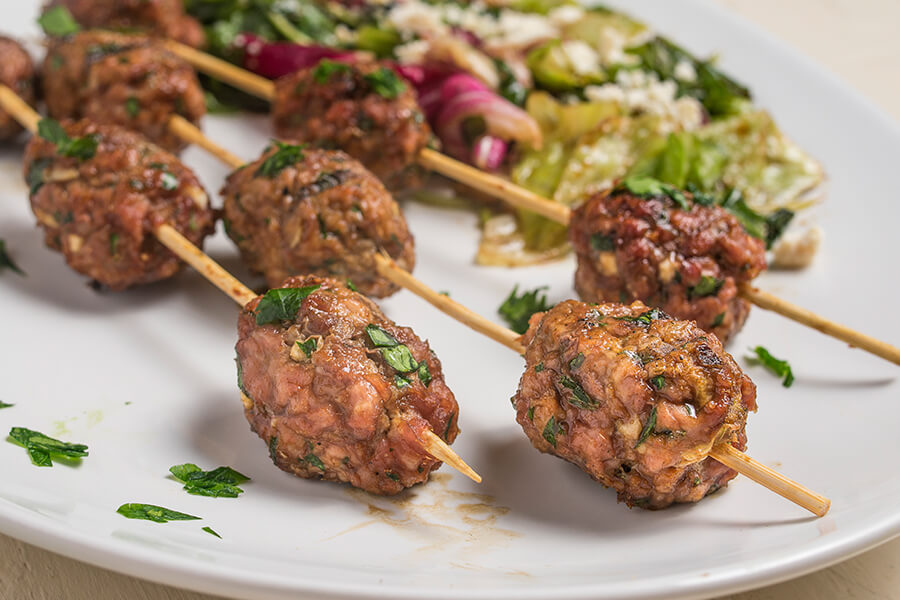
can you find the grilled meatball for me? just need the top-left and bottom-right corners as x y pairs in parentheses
(0, 37), (37, 141)
(24, 120), (215, 290)
(42, 31), (206, 153)
(221, 144), (415, 298)
(513, 300), (757, 509)
(272, 60), (431, 192)
(42, 0), (205, 48)
(570, 188), (767, 344)
(237, 275), (460, 494)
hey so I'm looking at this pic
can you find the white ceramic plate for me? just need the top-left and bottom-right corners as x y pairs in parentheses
(1, 1), (899, 599)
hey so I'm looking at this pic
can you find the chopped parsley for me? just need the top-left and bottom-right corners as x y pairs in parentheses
(116, 503), (200, 523)
(202, 526), (222, 538)
(312, 59), (351, 83)
(385, 471), (400, 482)
(296, 338), (319, 359)
(37, 119), (98, 161)
(394, 374), (411, 388)
(364, 67), (406, 99)
(365, 324), (426, 384)
(568, 353), (585, 370)
(688, 275), (724, 298)
(534, 362), (545, 373)
(498, 285), (552, 334)
(542, 416), (563, 448)
(526, 406), (534, 421)
(26, 157), (53, 195)
(721, 189), (794, 249)
(590, 232), (615, 251)
(614, 308), (665, 326)
(0, 401), (13, 409)
(268, 435), (278, 463)
(748, 346), (794, 388)
(619, 176), (689, 210)
(255, 140), (306, 178)
(303, 453), (325, 471)
(0, 240), (25, 276)
(443, 412), (455, 440)
(345, 280), (358, 292)
(254, 285), (320, 325)
(634, 406), (657, 448)
(125, 97), (140, 118)
(559, 375), (598, 409)
(8, 427), (88, 467)
(109, 232), (120, 257)
(37, 5), (81, 36)
(649, 375), (666, 390)
(235, 354), (250, 398)
(711, 312), (725, 328)
(169, 463), (250, 498)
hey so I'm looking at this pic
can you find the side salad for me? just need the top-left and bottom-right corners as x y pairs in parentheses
(183, 0), (824, 266)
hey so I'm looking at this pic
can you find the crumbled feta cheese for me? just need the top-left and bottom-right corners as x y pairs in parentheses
(771, 226), (822, 269)
(394, 39), (431, 65)
(587, 70), (704, 133)
(584, 83), (626, 104)
(548, 5), (585, 26)
(560, 40), (601, 77)
(674, 59), (697, 82)
(388, 1), (449, 37)
(334, 24), (355, 45)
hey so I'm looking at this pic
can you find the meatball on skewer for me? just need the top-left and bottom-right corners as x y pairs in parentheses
(41, 30), (206, 153)
(238, 276), (469, 493)
(0, 91), (479, 489)
(372, 253), (830, 515)
(0, 37), (37, 142)
(24, 118), (215, 290)
(41, 1), (206, 48)
(570, 184), (767, 343)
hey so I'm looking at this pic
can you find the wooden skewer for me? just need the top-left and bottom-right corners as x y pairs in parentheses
(0, 86), (478, 485)
(162, 43), (899, 367)
(168, 115), (244, 168)
(373, 253), (830, 516)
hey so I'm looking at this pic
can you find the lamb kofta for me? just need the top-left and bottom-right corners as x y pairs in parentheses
(24, 118), (215, 290)
(272, 60), (431, 192)
(569, 183), (768, 344)
(237, 275), (459, 494)
(0, 36), (37, 141)
(513, 299), (757, 509)
(221, 142), (415, 298)
(42, 30), (206, 152)
(42, 0), (205, 48)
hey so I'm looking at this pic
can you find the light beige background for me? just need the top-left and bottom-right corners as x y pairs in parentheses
(2, 1), (899, 599)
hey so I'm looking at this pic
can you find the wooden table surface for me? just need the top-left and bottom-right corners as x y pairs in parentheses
(2, 1), (899, 599)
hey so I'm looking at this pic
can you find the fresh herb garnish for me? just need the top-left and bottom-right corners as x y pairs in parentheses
(443, 412), (455, 440)
(37, 5), (80, 36)
(711, 312), (725, 328)
(365, 324), (398, 347)
(304, 453), (325, 471)
(634, 406), (658, 448)
(721, 189), (794, 249)
(365, 324), (424, 377)
(109, 232), (120, 257)
(748, 346), (794, 388)
(569, 353), (585, 370)
(346, 280), (358, 292)
(527, 406), (534, 421)
(169, 463), (250, 498)
(559, 375), (598, 409)
(116, 503), (200, 523)
(619, 176), (689, 210)
(417, 362), (432, 387)
(202, 526), (222, 538)
(0, 401), (13, 409)
(268, 435), (278, 463)
(650, 375), (666, 390)
(235, 354), (250, 398)
(0, 240), (25, 276)
(385, 471), (400, 482)
(312, 59), (351, 83)
(37, 118), (98, 161)
(688, 275), (723, 298)
(394, 374), (411, 388)
(590, 232), (614, 251)
(614, 308), (664, 326)
(498, 285), (552, 334)
(125, 97), (140, 118)
(160, 172), (179, 191)
(255, 140), (306, 178)
(295, 338), (318, 358)
(364, 67), (406, 99)
(26, 157), (52, 195)
(542, 416), (563, 448)
(254, 285), (320, 325)
(534, 362), (544, 373)
(8, 427), (88, 467)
